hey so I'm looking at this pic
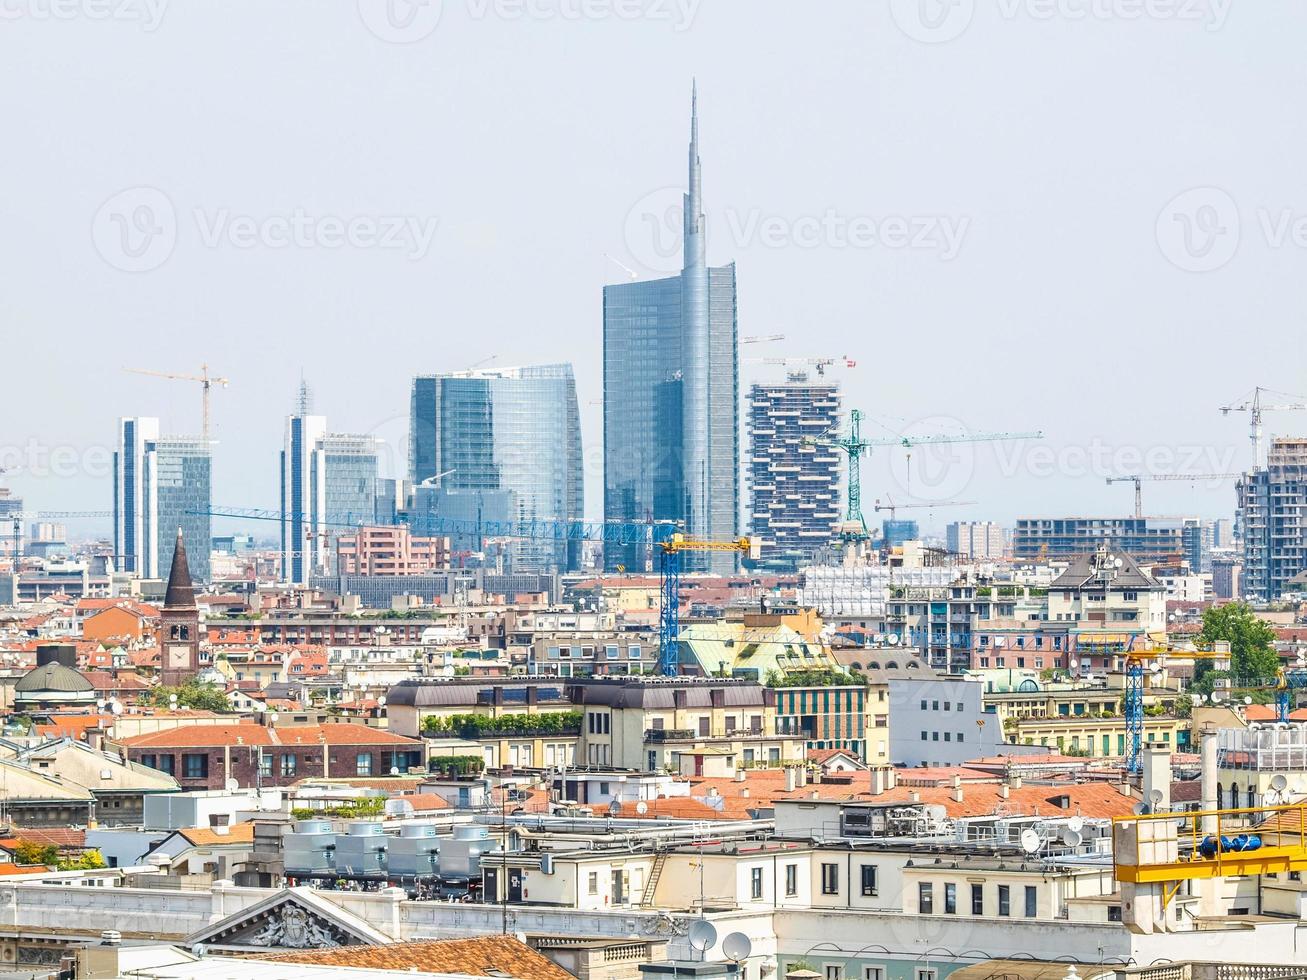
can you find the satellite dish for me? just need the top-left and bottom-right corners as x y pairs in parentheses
(887, 634), (900, 646)
(110, 700), (123, 716)
(1149, 788), (1165, 806)
(1061, 828), (1083, 847)
(607, 800), (621, 817)
(636, 801), (648, 815)
(1271, 773), (1289, 793)
(1265, 790), (1283, 807)
(1244, 696), (1253, 705)
(722, 932), (753, 962)
(225, 778), (239, 793)
(1069, 659), (1078, 669)
(1133, 802), (1151, 816)
(1020, 829), (1042, 854)
(1067, 816), (1085, 832)
(687, 920), (717, 953)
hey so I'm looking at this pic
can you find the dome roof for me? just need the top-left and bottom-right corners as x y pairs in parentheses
(15, 661), (95, 695)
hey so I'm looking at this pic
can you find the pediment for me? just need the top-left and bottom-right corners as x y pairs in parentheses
(186, 887), (394, 951)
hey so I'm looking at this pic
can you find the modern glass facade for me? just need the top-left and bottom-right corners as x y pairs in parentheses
(408, 363), (583, 572)
(115, 418), (211, 583)
(602, 86), (739, 573)
(280, 413), (380, 584)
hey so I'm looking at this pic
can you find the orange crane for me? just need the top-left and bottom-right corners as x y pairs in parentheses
(124, 364), (229, 443)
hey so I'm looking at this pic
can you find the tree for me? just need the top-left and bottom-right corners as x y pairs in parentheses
(13, 841), (58, 866)
(58, 849), (106, 871)
(151, 682), (232, 713)
(1198, 603), (1279, 684)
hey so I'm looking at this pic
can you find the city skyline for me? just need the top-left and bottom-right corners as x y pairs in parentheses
(4, 5), (1305, 534)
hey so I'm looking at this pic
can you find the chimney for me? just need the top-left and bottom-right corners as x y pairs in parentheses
(951, 785), (964, 803)
(870, 768), (885, 796)
(885, 768), (897, 790)
(909, 791), (921, 803)
(951, 775), (962, 789)
(809, 790), (819, 801)
(1010, 776), (1022, 789)
(734, 769), (746, 783)
(741, 788), (750, 798)
(784, 768), (797, 792)
(798, 767), (808, 787)
(1000, 783), (1010, 799)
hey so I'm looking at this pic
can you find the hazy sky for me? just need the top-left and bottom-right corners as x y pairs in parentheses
(2, 0), (1304, 539)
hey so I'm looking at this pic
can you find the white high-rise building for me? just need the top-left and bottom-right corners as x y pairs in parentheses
(280, 393), (380, 584)
(113, 417), (211, 583)
(946, 521), (1005, 559)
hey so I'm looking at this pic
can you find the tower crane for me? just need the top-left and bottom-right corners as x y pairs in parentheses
(1106, 473), (1244, 519)
(806, 409), (870, 543)
(124, 364), (229, 444)
(657, 533), (759, 676)
(746, 355), (855, 378)
(865, 429), (1044, 495)
(872, 496), (976, 521)
(1220, 386), (1307, 469)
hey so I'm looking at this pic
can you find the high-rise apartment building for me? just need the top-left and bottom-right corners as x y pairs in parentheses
(114, 417), (211, 583)
(747, 374), (841, 570)
(946, 521), (1006, 559)
(1238, 438), (1307, 601)
(279, 403), (380, 585)
(603, 86), (739, 574)
(409, 363), (583, 572)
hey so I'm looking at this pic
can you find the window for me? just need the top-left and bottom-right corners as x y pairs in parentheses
(864, 970), (885, 980)
(998, 884), (1010, 916)
(821, 863), (839, 895)
(1107, 905), (1122, 922)
(1025, 885), (1037, 917)
(605, 644), (619, 660)
(158, 755), (175, 775)
(943, 732), (951, 742)
(751, 867), (763, 900)
(860, 864), (878, 896)
(183, 753), (208, 779)
(919, 882), (933, 913)
(281, 754), (297, 777)
(944, 882), (956, 914)
(932, 700), (939, 710)
(140, 753), (156, 770)
(957, 732), (964, 742)
(921, 731), (928, 741)
(588, 871), (599, 895)
(920, 699), (927, 710)
(917, 969), (938, 980)
(628, 644), (642, 660)
(956, 702), (964, 712)
(356, 752), (373, 776)
(943, 701), (951, 712)
(971, 883), (983, 915)
(825, 968), (844, 980)
(785, 863), (798, 896)
(259, 752), (272, 778)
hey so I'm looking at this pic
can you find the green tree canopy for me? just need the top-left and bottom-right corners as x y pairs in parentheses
(150, 681), (232, 713)
(1197, 602), (1279, 685)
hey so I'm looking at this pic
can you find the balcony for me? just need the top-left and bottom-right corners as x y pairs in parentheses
(643, 728), (697, 742)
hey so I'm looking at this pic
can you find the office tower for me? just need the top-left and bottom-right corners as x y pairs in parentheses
(747, 374), (841, 570)
(114, 418), (211, 583)
(279, 396), (381, 584)
(408, 363), (583, 572)
(1012, 516), (1197, 564)
(603, 84), (739, 574)
(946, 521), (1006, 559)
(1238, 438), (1307, 601)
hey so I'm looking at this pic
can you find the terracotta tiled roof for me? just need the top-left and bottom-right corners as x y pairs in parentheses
(82, 670), (152, 691)
(119, 722), (421, 750)
(34, 715), (112, 740)
(269, 936), (574, 980)
(613, 797), (730, 820)
(176, 823), (254, 847)
(1243, 704), (1307, 722)
(0, 828), (86, 851)
(405, 794), (451, 812)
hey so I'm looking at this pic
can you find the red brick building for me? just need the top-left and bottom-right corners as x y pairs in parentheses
(115, 723), (425, 790)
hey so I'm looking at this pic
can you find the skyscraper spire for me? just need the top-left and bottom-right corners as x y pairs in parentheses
(684, 79), (705, 272)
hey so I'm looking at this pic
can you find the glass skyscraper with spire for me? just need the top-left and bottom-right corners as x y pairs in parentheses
(603, 85), (739, 573)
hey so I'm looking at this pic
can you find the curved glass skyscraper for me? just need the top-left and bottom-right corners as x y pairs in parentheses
(409, 363), (584, 572)
(603, 85), (740, 573)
